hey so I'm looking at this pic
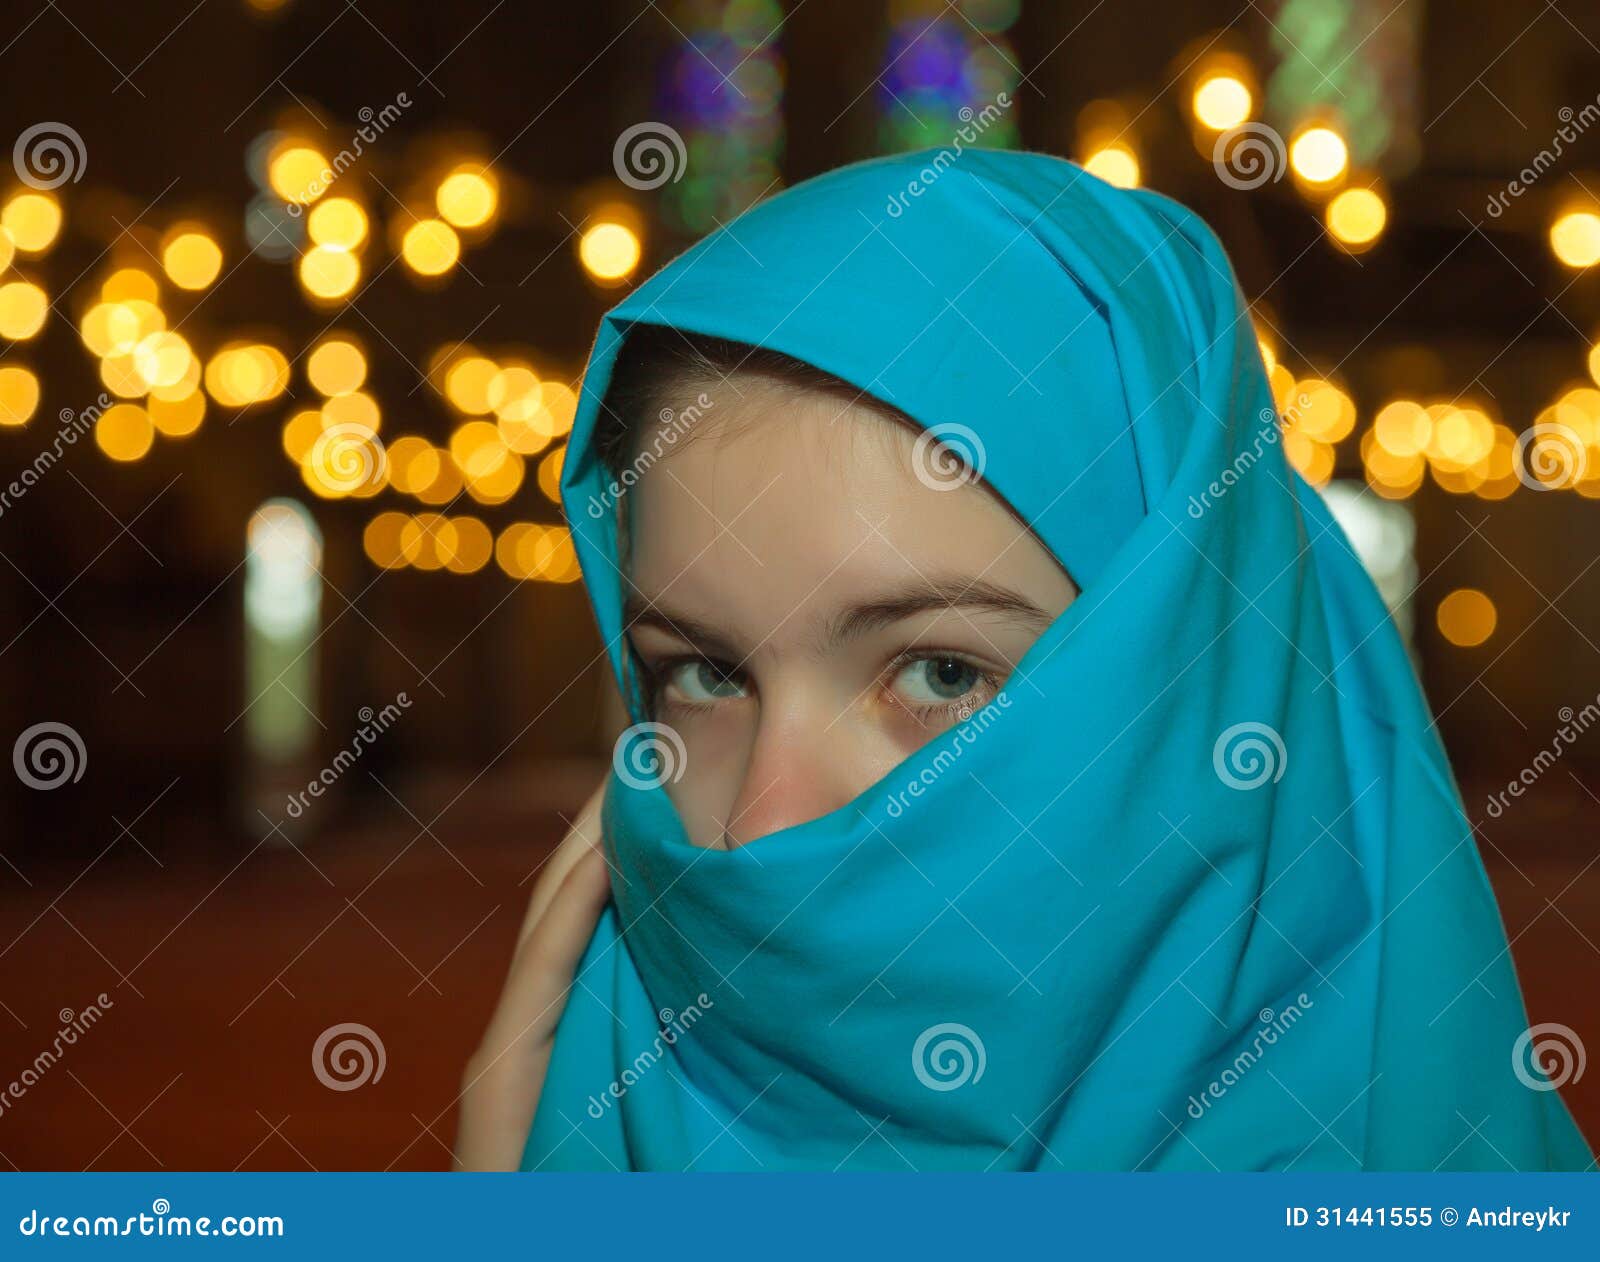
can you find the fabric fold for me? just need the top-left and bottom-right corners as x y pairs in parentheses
(522, 148), (1591, 1171)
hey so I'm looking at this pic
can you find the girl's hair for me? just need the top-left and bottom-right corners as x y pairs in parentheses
(594, 326), (1052, 711)
(595, 324), (913, 477)
(600, 326), (906, 715)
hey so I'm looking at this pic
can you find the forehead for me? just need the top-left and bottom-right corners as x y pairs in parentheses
(624, 382), (1051, 630)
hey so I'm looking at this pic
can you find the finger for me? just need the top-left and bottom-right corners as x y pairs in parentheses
(519, 781), (606, 949)
(455, 818), (611, 1172)
(514, 846), (612, 1006)
(492, 846), (611, 1047)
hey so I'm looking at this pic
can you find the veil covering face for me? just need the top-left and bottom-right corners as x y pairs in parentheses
(521, 149), (1591, 1171)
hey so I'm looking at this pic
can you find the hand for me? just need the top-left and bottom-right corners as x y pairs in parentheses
(454, 782), (611, 1171)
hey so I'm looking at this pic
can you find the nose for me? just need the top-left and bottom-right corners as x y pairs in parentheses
(721, 702), (860, 848)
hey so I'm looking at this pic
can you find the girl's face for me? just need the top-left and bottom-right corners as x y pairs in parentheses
(624, 378), (1077, 850)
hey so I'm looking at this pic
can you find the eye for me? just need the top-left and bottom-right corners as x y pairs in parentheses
(662, 658), (747, 704)
(890, 656), (985, 707)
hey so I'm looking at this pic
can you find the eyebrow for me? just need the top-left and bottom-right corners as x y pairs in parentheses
(624, 600), (743, 659)
(826, 575), (1055, 644)
(624, 574), (1054, 660)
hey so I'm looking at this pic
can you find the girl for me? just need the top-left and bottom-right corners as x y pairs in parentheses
(455, 148), (1591, 1171)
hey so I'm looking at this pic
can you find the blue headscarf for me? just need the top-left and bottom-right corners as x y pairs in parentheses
(522, 149), (1591, 1171)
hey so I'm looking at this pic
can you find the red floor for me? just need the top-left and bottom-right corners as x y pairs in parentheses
(1, 768), (1595, 1171)
(0, 768), (585, 1172)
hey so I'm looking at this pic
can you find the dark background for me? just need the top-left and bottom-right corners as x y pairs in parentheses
(0, 0), (1595, 1170)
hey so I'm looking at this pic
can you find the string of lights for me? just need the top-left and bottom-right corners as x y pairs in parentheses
(2, 14), (1597, 614)
(1071, 50), (1600, 505)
